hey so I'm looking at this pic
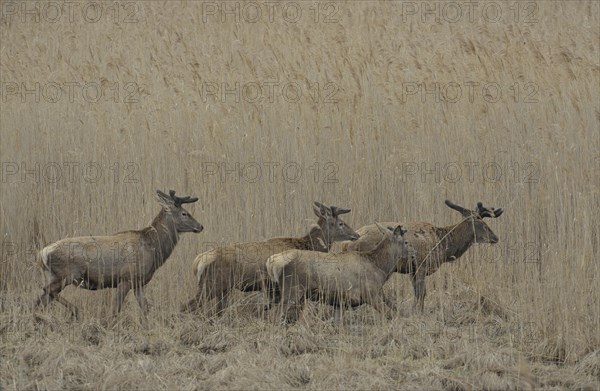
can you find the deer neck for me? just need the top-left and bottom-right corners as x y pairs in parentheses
(363, 237), (398, 279)
(437, 219), (476, 262)
(298, 226), (328, 252)
(149, 209), (179, 267)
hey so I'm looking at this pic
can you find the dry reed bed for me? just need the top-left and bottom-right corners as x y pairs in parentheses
(1, 1), (599, 389)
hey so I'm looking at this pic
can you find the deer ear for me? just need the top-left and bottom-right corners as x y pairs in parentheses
(376, 223), (391, 235)
(156, 190), (175, 209)
(494, 208), (504, 218)
(333, 207), (351, 216)
(313, 202), (324, 217)
(313, 202), (332, 218)
(394, 225), (408, 236)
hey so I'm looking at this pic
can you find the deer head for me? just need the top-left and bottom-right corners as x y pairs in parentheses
(445, 199), (503, 243)
(313, 201), (359, 243)
(156, 190), (203, 233)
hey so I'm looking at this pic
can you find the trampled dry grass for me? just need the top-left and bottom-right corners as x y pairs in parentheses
(1, 1), (599, 390)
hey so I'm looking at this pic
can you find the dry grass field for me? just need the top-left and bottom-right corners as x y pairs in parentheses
(1, 1), (599, 390)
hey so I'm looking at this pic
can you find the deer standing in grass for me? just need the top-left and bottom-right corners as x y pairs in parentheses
(180, 202), (359, 316)
(266, 224), (413, 324)
(342, 200), (504, 312)
(34, 190), (203, 320)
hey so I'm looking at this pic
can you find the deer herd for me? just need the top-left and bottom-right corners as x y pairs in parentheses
(34, 190), (503, 325)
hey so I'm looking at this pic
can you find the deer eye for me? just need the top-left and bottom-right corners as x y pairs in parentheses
(182, 212), (189, 217)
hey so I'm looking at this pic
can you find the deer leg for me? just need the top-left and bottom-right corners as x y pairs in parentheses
(134, 286), (149, 319)
(54, 295), (80, 320)
(383, 295), (399, 312)
(34, 272), (64, 308)
(411, 271), (427, 313)
(288, 286), (305, 324)
(34, 279), (61, 308)
(271, 285), (281, 304)
(279, 277), (305, 325)
(180, 289), (204, 313)
(180, 296), (198, 313)
(133, 286), (149, 327)
(182, 278), (218, 314)
(332, 307), (342, 324)
(262, 282), (281, 313)
(214, 290), (229, 316)
(276, 276), (291, 323)
(113, 280), (132, 316)
(371, 294), (394, 320)
(34, 278), (80, 319)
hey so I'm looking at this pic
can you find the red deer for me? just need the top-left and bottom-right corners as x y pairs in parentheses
(266, 224), (413, 324)
(180, 202), (359, 315)
(342, 200), (504, 312)
(34, 190), (203, 320)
